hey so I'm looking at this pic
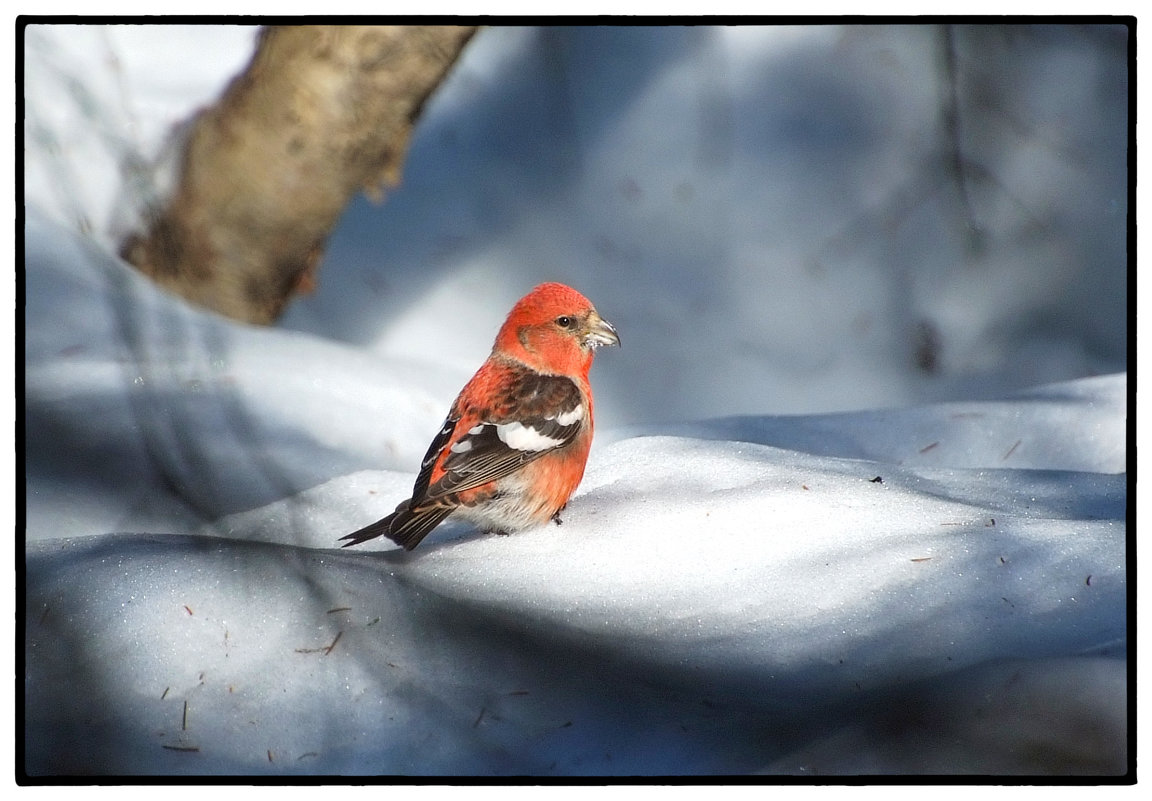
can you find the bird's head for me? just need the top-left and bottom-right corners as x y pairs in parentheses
(494, 282), (620, 376)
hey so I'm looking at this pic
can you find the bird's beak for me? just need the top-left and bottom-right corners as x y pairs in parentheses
(583, 312), (621, 350)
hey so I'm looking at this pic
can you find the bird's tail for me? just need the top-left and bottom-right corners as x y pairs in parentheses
(339, 501), (454, 551)
(338, 513), (398, 548)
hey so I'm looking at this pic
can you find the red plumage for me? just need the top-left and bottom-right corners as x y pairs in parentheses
(341, 282), (619, 551)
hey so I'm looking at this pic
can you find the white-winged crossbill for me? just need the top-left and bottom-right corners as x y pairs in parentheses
(341, 282), (620, 551)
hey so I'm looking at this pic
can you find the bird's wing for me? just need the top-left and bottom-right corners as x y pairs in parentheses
(419, 371), (587, 502)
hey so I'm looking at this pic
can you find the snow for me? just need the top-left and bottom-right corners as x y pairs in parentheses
(21, 24), (1130, 777)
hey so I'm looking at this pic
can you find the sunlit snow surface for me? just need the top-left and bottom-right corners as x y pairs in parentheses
(23, 24), (1127, 777)
(24, 208), (1126, 775)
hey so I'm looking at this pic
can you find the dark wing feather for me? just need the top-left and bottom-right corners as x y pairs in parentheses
(410, 416), (459, 503)
(423, 372), (586, 501)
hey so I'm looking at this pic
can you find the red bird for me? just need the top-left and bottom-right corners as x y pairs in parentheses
(341, 282), (620, 551)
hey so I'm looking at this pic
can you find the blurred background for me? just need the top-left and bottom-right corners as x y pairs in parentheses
(24, 24), (1129, 428)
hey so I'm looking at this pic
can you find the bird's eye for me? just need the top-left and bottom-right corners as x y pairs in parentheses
(555, 315), (574, 329)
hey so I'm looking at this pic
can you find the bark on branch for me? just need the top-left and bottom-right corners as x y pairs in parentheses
(121, 25), (477, 324)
